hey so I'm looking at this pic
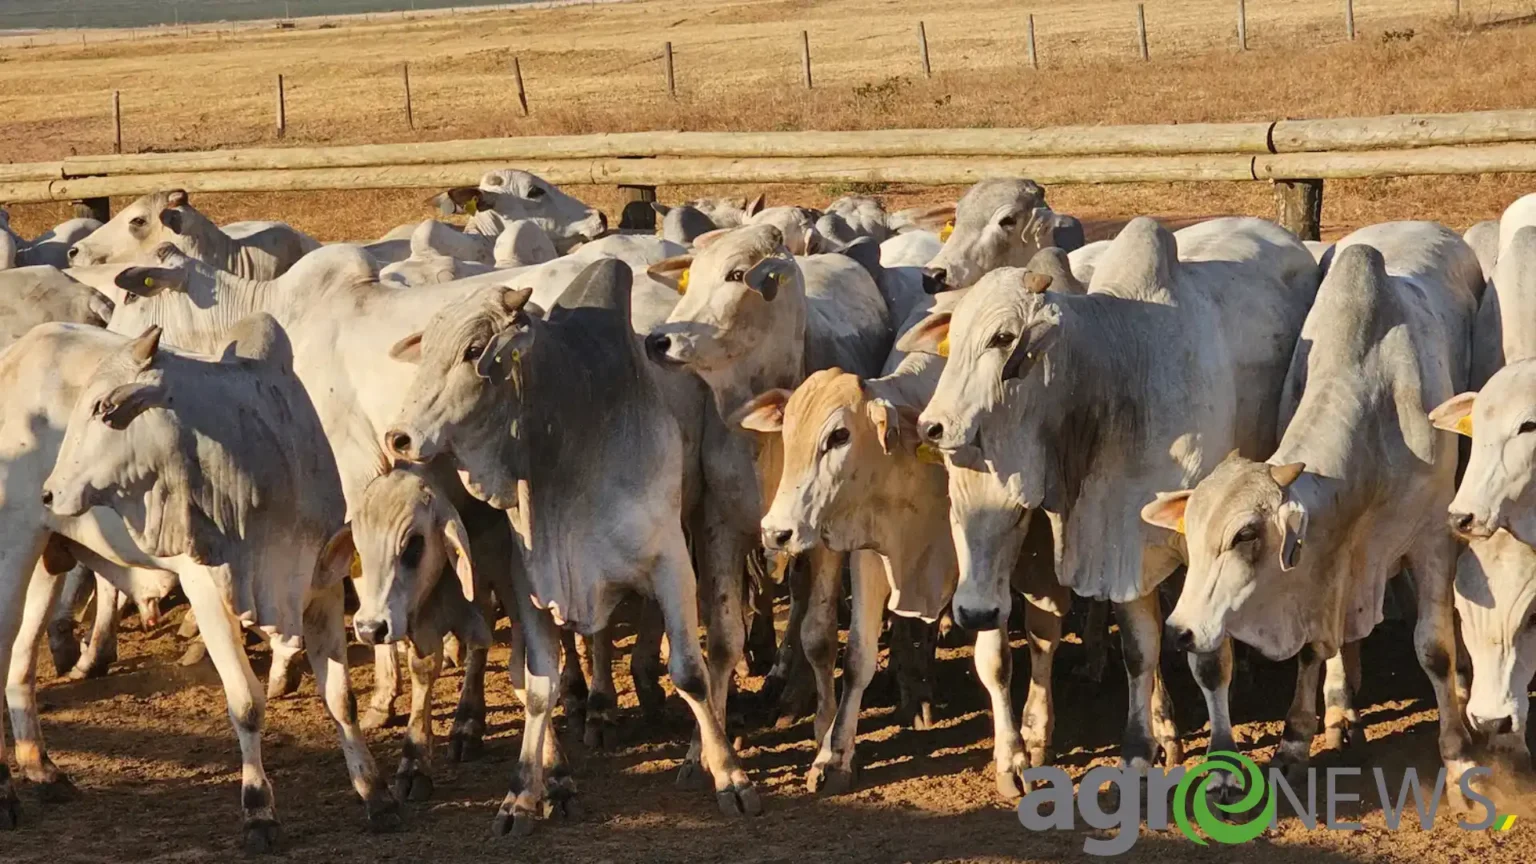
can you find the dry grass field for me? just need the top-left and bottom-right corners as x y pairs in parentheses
(7, 2), (1536, 862)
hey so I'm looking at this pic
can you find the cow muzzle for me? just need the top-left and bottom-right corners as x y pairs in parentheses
(40, 484), (90, 518)
(953, 603), (1004, 632)
(354, 617), (395, 646)
(1448, 509), (1496, 540)
(385, 427), (430, 463)
(644, 330), (694, 368)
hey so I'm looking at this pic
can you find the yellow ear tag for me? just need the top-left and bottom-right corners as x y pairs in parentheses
(677, 268), (690, 296)
(940, 221), (955, 242)
(144, 277), (155, 288)
(465, 197), (478, 217)
(1454, 415), (1473, 436)
(916, 443), (944, 465)
(936, 335), (949, 358)
(1174, 515), (1186, 535)
(349, 552), (362, 579)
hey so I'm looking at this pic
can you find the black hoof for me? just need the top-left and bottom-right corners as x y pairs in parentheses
(806, 763), (854, 796)
(448, 726), (485, 762)
(717, 783), (763, 817)
(241, 818), (281, 855)
(392, 771), (434, 803)
(36, 775), (78, 804)
(366, 793), (404, 833)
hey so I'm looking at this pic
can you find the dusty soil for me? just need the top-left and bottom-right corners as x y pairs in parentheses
(5, 594), (1536, 864)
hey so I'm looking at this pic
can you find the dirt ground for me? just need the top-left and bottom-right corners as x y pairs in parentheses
(3, 592), (1534, 864)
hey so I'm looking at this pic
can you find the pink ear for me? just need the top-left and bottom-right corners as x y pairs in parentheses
(730, 389), (791, 434)
(1140, 491), (1191, 533)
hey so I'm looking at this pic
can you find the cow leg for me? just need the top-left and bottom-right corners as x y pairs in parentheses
(449, 644), (488, 762)
(807, 551), (888, 795)
(177, 606), (208, 666)
(1406, 536), (1475, 803)
(180, 571), (279, 852)
(890, 616), (936, 731)
(769, 558), (816, 724)
(1323, 640), (1362, 751)
(492, 598), (568, 837)
(653, 538), (761, 817)
(630, 598), (667, 721)
(1115, 593), (1177, 772)
(361, 643), (403, 730)
(800, 547), (844, 746)
(45, 565), (91, 678)
(266, 631), (304, 701)
(1020, 597), (1062, 772)
(584, 628), (619, 750)
(395, 645), (443, 802)
(1272, 641), (1325, 784)
(67, 575), (122, 680)
(974, 626), (1027, 799)
(683, 522), (749, 785)
(1073, 599), (1110, 682)
(559, 629), (589, 733)
(1189, 638), (1239, 802)
(9, 563), (74, 801)
(302, 582), (397, 832)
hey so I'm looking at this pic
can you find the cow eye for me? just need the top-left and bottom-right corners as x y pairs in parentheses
(91, 398), (109, 418)
(1232, 525), (1260, 545)
(1520, 420), (1536, 435)
(400, 534), (425, 569)
(988, 331), (1016, 350)
(727, 269), (746, 282)
(129, 217), (146, 229)
(997, 213), (1019, 230)
(463, 342), (485, 363)
(526, 187), (546, 200)
(824, 427), (851, 451)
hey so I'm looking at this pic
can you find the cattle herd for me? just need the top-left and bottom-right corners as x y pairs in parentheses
(1, 171), (1535, 851)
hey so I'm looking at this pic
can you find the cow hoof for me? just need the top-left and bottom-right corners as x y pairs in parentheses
(1159, 738), (1184, 768)
(241, 818), (281, 854)
(806, 763), (853, 796)
(365, 794), (404, 833)
(67, 649), (117, 680)
(448, 725), (485, 762)
(393, 771), (433, 803)
(676, 760), (706, 790)
(907, 702), (935, 732)
(36, 775), (78, 804)
(266, 661), (304, 701)
(717, 782), (763, 817)
(360, 707), (401, 732)
(1324, 725), (1356, 752)
(48, 633), (80, 680)
(996, 767), (1025, 801)
(178, 641), (209, 668)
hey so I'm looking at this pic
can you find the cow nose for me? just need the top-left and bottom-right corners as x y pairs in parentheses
(953, 605), (1001, 631)
(355, 619), (390, 646)
(762, 528), (795, 551)
(386, 430), (413, 458)
(67, 245), (81, 262)
(644, 333), (671, 362)
(40, 489), (53, 507)
(595, 211), (609, 233)
(1448, 511), (1487, 537)
(921, 421), (945, 443)
(1472, 714), (1515, 737)
(921, 267), (948, 294)
(1166, 624), (1196, 653)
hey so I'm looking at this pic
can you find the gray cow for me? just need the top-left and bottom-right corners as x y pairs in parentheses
(922, 178), (1083, 291)
(383, 259), (759, 834)
(1143, 222), (1481, 795)
(36, 319), (394, 850)
(911, 217), (1319, 775)
(432, 169), (607, 255)
(69, 190), (320, 279)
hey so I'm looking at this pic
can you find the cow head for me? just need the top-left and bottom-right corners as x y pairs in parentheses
(1455, 532), (1536, 749)
(68, 190), (206, 266)
(737, 369), (923, 556)
(315, 467), (474, 648)
(1433, 368), (1536, 545)
(923, 178), (1056, 291)
(644, 224), (805, 413)
(384, 284), (537, 510)
(747, 206), (823, 255)
(433, 170), (605, 254)
(685, 195), (761, 229)
(1144, 456), (1309, 655)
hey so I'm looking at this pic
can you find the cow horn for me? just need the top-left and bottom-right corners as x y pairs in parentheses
(130, 325), (162, 367)
(1270, 462), (1306, 488)
(499, 285), (534, 314)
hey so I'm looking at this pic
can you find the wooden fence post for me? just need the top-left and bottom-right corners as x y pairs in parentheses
(801, 30), (812, 89)
(1238, 0), (1247, 50)
(1345, 0), (1356, 40)
(918, 22), (932, 77)
(513, 57), (529, 116)
(664, 41), (675, 97)
(1027, 14), (1038, 69)
(1136, 4), (1149, 60)
(275, 73), (286, 137)
(1274, 179), (1324, 241)
(619, 185), (658, 231)
(112, 90), (122, 154)
(402, 63), (414, 130)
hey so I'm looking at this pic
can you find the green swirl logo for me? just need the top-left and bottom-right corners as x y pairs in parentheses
(1173, 751), (1276, 845)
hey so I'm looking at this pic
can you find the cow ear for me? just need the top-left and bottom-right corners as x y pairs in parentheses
(128, 325), (161, 368)
(746, 194), (767, 217)
(499, 285), (534, 315)
(166, 189), (189, 209)
(650, 202), (671, 216)
(441, 512), (475, 602)
(433, 186), (485, 216)
(895, 311), (952, 357)
(389, 332), (423, 364)
(313, 524), (357, 589)
(1000, 313), (1060, 381)
(745, 255), (795, 302)
(116, 266), (185, 297)
(1429, 391), (1477, 437)
(158, 207), (184, 235)
(99, 382), (164, 430)
(1277, 499), (1309, 571)
(1023, 272), (1052, 295)
(866, 398), (900, 455)
(479, 323), (534, 381)
(647, 255), (694, 293)
(1141, 490), (1191, 534)
(1270, 462), (1306, 488)
(730, 389), (791, 434)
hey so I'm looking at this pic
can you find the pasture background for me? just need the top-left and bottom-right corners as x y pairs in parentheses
(5, 1), (1536, 861)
